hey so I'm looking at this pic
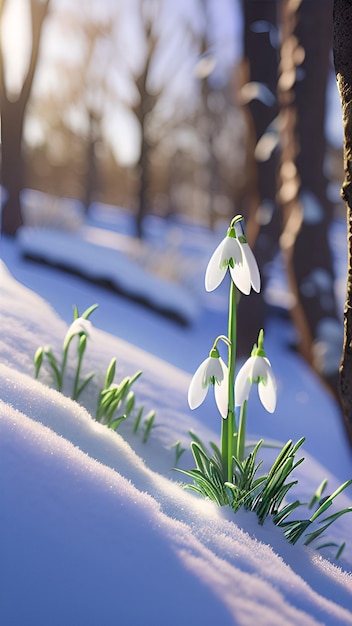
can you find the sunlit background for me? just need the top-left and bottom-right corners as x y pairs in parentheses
(1, 0), (247, 222)
(0, 0), (347, 402)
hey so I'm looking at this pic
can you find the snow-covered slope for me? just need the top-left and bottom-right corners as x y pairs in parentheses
(1, 260), (352, 625)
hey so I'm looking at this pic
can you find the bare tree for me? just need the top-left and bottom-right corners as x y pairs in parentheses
(77, 17), (113, 213)
(132, 1), (162, 238)
(130, 0), (199, 237)
(333, 0), (352, 442)
(0, 0), (50, 236)
(37, 4), (115, 212)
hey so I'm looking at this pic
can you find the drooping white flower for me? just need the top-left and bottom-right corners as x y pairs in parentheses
(63, 317), (92, 349)
(205, 216), (260, 295)
(188, 348), (228, 418)
(232, 220), (261, 294)
(235, 330), (276, 413)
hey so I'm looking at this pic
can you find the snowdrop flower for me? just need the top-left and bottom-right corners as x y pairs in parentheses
(188, 347), (228, 418)
(63, 317), (92, 349)
(235, 330), (276, 413)
(205, 215), (260, 295)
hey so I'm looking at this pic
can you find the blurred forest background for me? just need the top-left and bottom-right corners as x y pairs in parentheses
(0, 0), (348, 421)
(1, 0), (247, 232)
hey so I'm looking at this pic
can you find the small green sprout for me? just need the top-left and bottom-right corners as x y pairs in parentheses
(34, 303), (98, 398)
(133, 407), (144, 433)
(96, 358), (143, 430)
(33, 304), (156, 444)
(172, 440), (186, 467)
(142, 410), (156, 443)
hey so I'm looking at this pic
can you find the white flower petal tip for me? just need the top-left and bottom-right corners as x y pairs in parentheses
(258, 368), (277, 413)
(188, 355), (228, 418)
(229, 262), (251, 295)
(214, 372), (229, 419)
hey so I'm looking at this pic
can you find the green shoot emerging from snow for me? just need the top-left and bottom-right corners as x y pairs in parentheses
(34, 304), (156, 443)
(34, 303), (97, 400)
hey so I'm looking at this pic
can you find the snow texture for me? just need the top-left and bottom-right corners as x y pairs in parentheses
(1, 212), (352, 625)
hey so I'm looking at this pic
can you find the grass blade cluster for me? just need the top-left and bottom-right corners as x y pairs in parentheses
(34, 304), (156, 443)
(178, 433), (352, 555)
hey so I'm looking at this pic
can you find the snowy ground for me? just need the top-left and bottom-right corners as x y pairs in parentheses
(1, 203), (352, 625)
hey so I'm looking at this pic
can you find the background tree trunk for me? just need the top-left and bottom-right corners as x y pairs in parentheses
(0, 98), (25, 234)
(133, 1), (161, 239)
(284, 0), (340, 392)
(0, 0), (50, 236)
(82, 110), (101, 214)
(238, 0), (340, 405)
(237, 0), (281, 357)
(333, 0), (352, 442)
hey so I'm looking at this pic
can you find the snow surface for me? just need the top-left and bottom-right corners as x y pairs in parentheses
(1, 208), (352, 625)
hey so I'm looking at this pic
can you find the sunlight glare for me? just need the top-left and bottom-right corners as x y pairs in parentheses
(1, 0), (32, 96)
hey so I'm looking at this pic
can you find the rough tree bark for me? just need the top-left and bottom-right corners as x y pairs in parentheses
(283, 0), (340, 392)
(0, 0), (50, 236)
(333, 0), (352, 442)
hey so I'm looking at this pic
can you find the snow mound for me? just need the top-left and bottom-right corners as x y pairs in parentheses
(18, 227), (198, 326)
(1, 262), (352, 624)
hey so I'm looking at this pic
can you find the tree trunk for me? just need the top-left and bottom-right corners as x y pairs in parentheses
(288, 0), (339, 389)
(1, 98), (25, 234)
(333, 0), (352, 442)
(237, 0), (282, 357)
(136, 135), (150, 239)
(0, 0), (50, 236)
(238, 0), (340, 403)
(133, 3), (159, 240)
(82, 110), (101, 214)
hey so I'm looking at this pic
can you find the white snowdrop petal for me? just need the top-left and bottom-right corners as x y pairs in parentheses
(236, 376), (252, 407)
(241, 242), (261, 293)
(218, 357), (228, 375)
(229, 258), (251, 295)
(258, 371), (277, 413)
(214, 358), (228, 418)
(64, 317), (92, 347)
(234, 359), (253, 406)
(225, 237), (242, 265)
(187, 359), (209, 409)
(69, 317), (92, 336)
(214, 379), (228, 418)
(205, 239), (228, 292)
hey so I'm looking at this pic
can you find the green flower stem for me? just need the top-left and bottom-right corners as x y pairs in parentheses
(236, 400), (247, 461)
(221, 418), (228, 480)
(73, 338), (86, 400)
(73, 354), (83, 400)
(60, 346), (69, 392)
(224, 280), (238, 482)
